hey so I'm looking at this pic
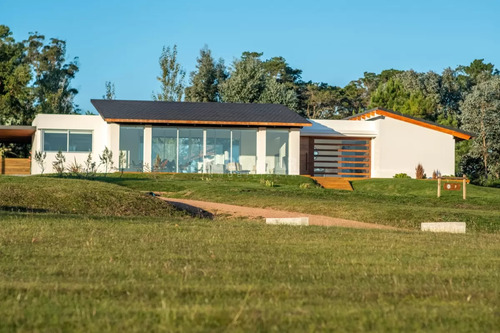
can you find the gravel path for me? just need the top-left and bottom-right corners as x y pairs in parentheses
(161, 197), (397, 230)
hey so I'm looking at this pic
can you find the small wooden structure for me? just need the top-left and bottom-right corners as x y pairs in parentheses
(437, 175), (468, 200)
(0, 157), (31, 175)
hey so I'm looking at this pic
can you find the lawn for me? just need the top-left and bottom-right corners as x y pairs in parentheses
(0, 175), (498, 331)
(0, 213), (498, 332)
(95, 173), (500, 233)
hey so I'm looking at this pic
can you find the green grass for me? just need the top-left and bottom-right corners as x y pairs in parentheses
(0, 214), (498, 332)
(0, 176), (180, 217)
(95, 173), (500, 233)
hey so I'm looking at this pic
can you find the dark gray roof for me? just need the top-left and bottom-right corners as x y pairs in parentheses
(345, 107), (475, 140)
(91, 99), (311, 127)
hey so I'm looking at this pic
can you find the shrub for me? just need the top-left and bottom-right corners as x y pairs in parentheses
(99, 147), (114, 177)
(265, 180), (275, 187)
(52, 150), (66, 177)
(33, 151), (47, 174)
(432, 170), (441, 179)
(84, 153), (97, 178)
(393, 173), (411, 179)
(67, 158), (82, 177)
(118, 151), (126, 177)
(415, 163), (426, 179)
(299, 183), (311, 189)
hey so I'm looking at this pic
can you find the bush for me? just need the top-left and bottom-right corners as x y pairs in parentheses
(415, 164), (426, 179)
(393, 173), (411, 179)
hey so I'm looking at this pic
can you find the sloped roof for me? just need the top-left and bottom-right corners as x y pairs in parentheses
(346, 108), (474, 140)
(91, 99), (311, 127)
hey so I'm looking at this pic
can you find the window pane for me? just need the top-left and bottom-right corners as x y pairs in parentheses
(266, 130), (289, 174)
(231, 130), (257, 174)
(178, 128), (203, 173)
(205, 129), (230, 174)
(44, 131), (67, 152)
(152, 127), (177, 172)
(69, 132), (92, 152)
(120, 126), (144, 171)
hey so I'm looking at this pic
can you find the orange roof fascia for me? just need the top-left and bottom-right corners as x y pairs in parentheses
(349, 109), (472, 140)
(104, 118), (312, 127)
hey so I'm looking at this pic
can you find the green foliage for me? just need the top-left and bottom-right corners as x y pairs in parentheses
(153, 45), (185, 101)
(103, 81), (115, 99)
(66, 157), (82, 177)
(52, 150), (65, 177)
(33, 150), (46, 174)
(393, 173), (411, 179)
(220, 53), (266, 103)
(184, 46), (227, 102)
(460, 76), (500, 180)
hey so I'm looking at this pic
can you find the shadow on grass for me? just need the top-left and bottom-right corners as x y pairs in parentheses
(0, 206), (49, 213)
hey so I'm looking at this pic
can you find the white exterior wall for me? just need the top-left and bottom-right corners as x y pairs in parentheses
(371, 117), (455, 178)
(288, 128), (300, 175)
(31, 114), (113, 175)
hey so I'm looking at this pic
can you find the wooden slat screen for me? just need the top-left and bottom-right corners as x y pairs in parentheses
(1, 158), (31, 175)
(312, 137), (371, 178)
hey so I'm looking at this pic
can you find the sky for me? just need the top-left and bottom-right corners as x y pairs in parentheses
(2, 0), (499, 113)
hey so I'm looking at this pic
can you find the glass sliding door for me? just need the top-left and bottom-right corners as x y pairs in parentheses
(178, 129), (203, 173)
(120, 126), (144, 171)
(151, 127), (177, 172)
(231, 129), (257, 174)
(266, 130), (289, 174)
(205, 129), (231, 174)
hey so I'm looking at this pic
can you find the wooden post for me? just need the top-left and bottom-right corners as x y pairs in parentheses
(463, 174), (466, 200)
(437, 176), (441, 198)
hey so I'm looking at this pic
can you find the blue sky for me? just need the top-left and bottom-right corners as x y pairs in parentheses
(2, 0), (499, 113)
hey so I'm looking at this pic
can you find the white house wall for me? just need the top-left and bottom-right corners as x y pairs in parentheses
(31, 114), (111, 174)
(371, 117), (455, 178)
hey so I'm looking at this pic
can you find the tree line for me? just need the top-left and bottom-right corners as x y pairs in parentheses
(0, 25), (499, 182)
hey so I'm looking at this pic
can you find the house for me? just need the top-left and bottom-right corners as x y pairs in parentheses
(0, 101), (473, 177)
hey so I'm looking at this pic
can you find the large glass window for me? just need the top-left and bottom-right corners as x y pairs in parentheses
(120, 126), (144, 171)
(178, 129), (203, 173)
(231, 130), (257, 174)
(152, 128), (177, 172)
(69, 132), (92, 152)
(43, 131), (68, 152)
(43, 130), (92, 152)
(205, 129), (231, 174)
(266, 130), (289, 174)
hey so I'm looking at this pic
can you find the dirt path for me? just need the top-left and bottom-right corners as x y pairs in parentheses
(160, 197), (397, 230)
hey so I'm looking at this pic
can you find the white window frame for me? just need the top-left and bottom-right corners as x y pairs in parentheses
(42, 129), (93, 153)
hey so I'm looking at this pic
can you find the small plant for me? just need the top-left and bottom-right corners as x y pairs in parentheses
(34, 151), (47, 174)
(415, 163), (426, 179)
(299, 183), (311, 189)
(393, 173), (411, 179)
(118, 150), (126, 177)
(52, 150), (66, 177)
(67, 158), (82, 177)
(84, 153), (97, 178)
(265, 180), (275, 187)
(99, 147), (114, 177)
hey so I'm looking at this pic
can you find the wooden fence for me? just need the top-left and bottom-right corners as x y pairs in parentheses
(0, 157), (31, 175)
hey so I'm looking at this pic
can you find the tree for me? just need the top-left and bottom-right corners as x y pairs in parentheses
(460, 76), (500, 180)
(103, 81), (115, 100)
(185, 46), (227, 102)
(25, 33), (80, 115)
(220, 53), (266, 103)
(259, 77), (298, 110)
(153, 45), (185, 101)
(0, 25), (33, 125)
